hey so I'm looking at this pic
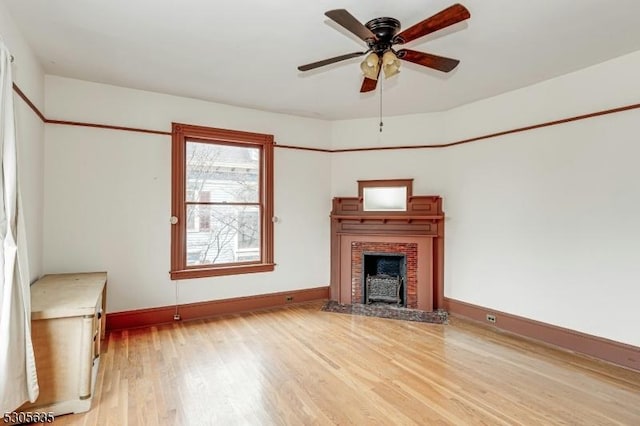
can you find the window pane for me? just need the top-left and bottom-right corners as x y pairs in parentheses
(238, 210), (260, 249)
(186, 141), (259, 203)
(186, 205), (261, 266)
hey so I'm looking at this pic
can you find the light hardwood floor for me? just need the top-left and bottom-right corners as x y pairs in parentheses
(52, 301), (640, 425)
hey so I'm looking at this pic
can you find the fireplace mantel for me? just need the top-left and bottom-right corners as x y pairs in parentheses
(330, 179), (445, 311)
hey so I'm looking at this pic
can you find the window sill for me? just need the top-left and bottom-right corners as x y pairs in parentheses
(170, 263), (275, 280)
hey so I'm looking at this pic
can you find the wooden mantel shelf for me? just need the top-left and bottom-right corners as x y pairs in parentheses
(331, 214), (443, 222)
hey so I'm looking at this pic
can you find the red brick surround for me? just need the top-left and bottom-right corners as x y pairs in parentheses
(339, 235), (433, 310)
(351, 242), (418, 308)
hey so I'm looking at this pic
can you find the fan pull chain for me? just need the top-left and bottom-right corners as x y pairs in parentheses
(379, 76), (383, 132)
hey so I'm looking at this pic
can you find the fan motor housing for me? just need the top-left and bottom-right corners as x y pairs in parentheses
(365, 17), (401, 51)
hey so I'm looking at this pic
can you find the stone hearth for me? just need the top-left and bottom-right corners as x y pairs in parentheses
(321, 300), (448, 324)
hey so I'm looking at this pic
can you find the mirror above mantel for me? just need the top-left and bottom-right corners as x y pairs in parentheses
(359, 179), (412, 212)
(363, 186), (407, 211)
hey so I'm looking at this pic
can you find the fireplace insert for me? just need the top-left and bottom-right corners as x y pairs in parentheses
(362, 253), (406, 306)
(366, 274), (402, 305)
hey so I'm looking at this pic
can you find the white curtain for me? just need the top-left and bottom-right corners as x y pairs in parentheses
(0, 40), (39, 412)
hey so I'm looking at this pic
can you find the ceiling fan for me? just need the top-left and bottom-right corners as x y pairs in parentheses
(298, 4), (471, 93)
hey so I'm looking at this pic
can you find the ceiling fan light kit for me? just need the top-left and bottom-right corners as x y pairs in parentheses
(382, 50), (401, 78)
(360, 52), (381, 80)
(298, 4), (471, 92)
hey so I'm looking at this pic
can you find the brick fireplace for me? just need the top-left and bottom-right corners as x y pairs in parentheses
(330, 179), (445, 312)
(339, 235), (433, 310)
(352, 242), (415, 308)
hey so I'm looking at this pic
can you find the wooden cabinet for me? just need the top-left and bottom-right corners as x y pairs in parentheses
(19, 272), (107, 416)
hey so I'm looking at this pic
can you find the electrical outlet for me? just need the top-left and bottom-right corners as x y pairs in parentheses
(173, 313), (181, 321)
(285, 296), (294, 302)
(486, 314), (496, 324)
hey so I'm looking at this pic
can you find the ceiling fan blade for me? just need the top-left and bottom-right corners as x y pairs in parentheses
(396, 49), (460, 72)
(360, 77), (377, 93)
(360, 66), (381, 92)
(325, 9), (377, 42)
(298, 51), (367, 71)
(393, 3), (470, 45)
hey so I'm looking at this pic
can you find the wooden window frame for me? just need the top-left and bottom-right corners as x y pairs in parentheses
(170, 123), (274, 280)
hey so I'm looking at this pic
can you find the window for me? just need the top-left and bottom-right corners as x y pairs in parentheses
(171, 123), (274, 279)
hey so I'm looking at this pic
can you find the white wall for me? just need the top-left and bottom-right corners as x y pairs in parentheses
(331, 50), (640, 347)
(40, 46), (640, 347)
(330, 111), (446, 151)
(1, 3), (45, 282)
(44, 76), (331, 312)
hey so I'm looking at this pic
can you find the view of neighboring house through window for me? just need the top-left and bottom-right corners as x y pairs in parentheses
(171, 123), (274, 279)
(185, 142), (260, 265)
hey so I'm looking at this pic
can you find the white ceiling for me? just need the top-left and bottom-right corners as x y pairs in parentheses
(5, 0), (640, 120)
